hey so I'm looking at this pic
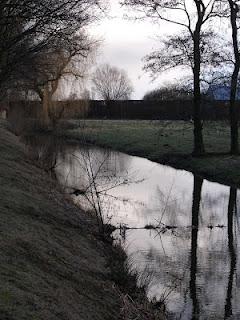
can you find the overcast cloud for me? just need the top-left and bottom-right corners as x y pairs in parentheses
(89, 1), (169, 99)
(59, 0), (227, 100)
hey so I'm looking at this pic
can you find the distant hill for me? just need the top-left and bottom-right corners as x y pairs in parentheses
(206, 85), (240, 101)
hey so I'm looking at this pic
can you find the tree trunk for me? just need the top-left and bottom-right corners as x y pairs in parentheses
(42, 87), (50, 127)
(229, 0), (240, 155)
(230, 68), (239, 155)
(193, 66), (205, 156)
(41, 82), (58, 128)
(192, 10), (205, 156)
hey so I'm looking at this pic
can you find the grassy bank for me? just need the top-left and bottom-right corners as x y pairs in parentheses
(59, 120), (240, 187)
(0, 120), (164, 320)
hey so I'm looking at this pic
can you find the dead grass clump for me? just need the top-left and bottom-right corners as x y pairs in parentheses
(119, 292), (165, 320)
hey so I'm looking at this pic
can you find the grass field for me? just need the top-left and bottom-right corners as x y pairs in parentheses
(60, 120), (240, 187)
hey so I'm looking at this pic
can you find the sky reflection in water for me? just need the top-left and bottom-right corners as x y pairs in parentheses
(55, 146), (240, 320)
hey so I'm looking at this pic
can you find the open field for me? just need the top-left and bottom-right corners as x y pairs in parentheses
(59, 120), (240, 187)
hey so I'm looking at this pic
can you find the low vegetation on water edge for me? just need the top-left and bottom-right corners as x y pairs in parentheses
(59, 119), (240, 187)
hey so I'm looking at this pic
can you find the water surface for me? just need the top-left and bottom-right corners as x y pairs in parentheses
(30, 140), (240, 319)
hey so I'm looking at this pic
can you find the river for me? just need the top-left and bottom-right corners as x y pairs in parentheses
(27, 138), (240, 319)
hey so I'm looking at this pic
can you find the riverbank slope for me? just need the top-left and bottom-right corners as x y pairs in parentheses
(0, 121), (165, 320)
(60, 120), (240, 187)
(0, 123), (123, 319)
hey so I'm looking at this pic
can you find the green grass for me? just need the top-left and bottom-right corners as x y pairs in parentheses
(60, 120), (240, 187)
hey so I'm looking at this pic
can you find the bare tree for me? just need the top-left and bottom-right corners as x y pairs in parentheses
(122, 0), (220, 155)
(227, 0), (240, 154)
(206, 0), (240, 154)
(92, 64), (133, 100)
(0, 0), (104, 97)
(12, 33), (99, 127)
(32, 37), (92, 126)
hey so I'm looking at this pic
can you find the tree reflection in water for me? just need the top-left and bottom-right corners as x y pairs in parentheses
(225, 187), (237, 319)
(190, 176), (203, 320)
(30, 143), (240, 319)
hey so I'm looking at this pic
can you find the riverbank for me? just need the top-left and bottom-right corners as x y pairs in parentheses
(58, 120), (240, 188)
(0, 120), (164, 320)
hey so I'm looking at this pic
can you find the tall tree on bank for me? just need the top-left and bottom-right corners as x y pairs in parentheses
(227, 0), (240, 154)
(0, 0), (104, 96)
(26, 35), (94, 126)
(122, 0), (218, 155)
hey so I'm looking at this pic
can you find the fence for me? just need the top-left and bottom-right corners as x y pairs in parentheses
(5, 99), (235, 121)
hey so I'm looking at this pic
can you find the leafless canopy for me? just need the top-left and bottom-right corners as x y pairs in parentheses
(19, 34), (94, 98)
(144, 31), (226, 79)
(92, 64), (133, 100)
(0, 0), (104, 94)
(143, 82), (193, 100)
(122, 0), (218, 30)
(122, 0), (222, 155)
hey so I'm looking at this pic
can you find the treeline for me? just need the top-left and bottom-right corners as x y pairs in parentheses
(7, 100), (234, 122)
(143, 85), (193, 101)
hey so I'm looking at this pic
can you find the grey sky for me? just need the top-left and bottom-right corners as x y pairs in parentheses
(88, 0), (228, 100)
(90, 1), (165, 99)
(58, 0), (226, 100)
